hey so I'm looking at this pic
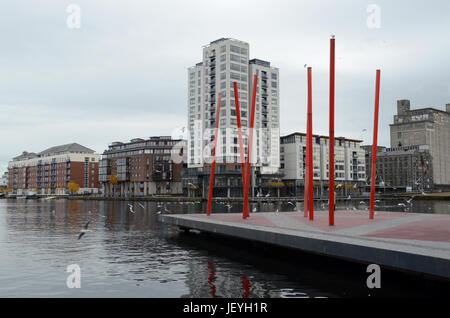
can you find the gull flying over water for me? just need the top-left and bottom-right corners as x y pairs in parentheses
(128, 204), (135, 213)
(78, 221), (90, 240)
(138, 202), (145, 209)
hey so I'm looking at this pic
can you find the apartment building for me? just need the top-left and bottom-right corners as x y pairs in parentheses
(280, 132), (366, 196)
(185, 38), (281, 198)
(99, 136), (186, 196)
(0, 171), (8, 188)
(7, 143), (100, 195)
(389, 100), (450, 189)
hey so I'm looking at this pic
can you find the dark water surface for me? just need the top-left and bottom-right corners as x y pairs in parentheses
(0, 198), (448, 298)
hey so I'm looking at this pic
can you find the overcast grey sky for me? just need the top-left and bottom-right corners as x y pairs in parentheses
(1, 0), (449, 172)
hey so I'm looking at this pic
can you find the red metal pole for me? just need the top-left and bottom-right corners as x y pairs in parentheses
(370, 70), (381, 219)
(307, 67), (314, 221)
(243, 74), (258, 219)
(206, 93), (222, 216)
(304, 128), (309, 217)
(329, 37), (335, 226)
(233, 82), (247, 193)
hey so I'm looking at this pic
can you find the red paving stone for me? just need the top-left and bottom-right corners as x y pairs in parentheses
(201, 213), (278, 227)
(199, 211), (450, 243)
(284, 210), (403, 232)
(288, 214), (391, 232)
(364, 215), (450, 243)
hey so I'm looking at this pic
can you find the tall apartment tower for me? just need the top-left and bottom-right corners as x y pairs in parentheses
(187, 38), (280, 172)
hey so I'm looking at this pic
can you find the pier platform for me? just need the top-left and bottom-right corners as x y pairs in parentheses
(159, 210), (450, 280)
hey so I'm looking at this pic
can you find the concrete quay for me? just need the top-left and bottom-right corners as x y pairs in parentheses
(159, 210), (450, 280)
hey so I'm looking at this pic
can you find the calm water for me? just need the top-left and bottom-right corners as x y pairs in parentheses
(0, 198), (449, 298)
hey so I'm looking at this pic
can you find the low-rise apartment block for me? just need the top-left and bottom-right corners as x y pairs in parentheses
(280, 132), (366, 196)
(99, 136), (186, 196)
(7, 143), (100, 195)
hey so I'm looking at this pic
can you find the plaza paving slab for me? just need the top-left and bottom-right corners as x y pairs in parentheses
(158, 210), (450, 280)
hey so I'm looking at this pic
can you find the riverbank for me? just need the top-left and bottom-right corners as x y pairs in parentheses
(65, 192), (450, 202)
(380, 192), (450, 200)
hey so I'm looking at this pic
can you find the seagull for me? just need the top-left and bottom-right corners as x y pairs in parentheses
(398, 203), (406, 207)
(253, 206), (257, 212)
(347, 195), (351, 200)
(164, 206), (170, 213)
(78, 221), (90, 240)
(406, 197), (414, 204)
(265, 193), (270, 198)
(359, 201), (367, 205)
(138, 202), (145, 209)
(275, 208), (279, 213)
(225, 204), (232, 210)
(128, 204), (135, 213)
(287, 201), (295, 207)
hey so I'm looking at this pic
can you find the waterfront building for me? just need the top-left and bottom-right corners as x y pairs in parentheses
(99, 136), (186, 196)
(376, 145), (433, 192)
(389, 100), (450, 190)
(184, 38), (282, 198)
(0, 171), (8, 188)
(364, 100), (450, 192)
(280, 132), (366, 196)
(7, 143), (100, 195)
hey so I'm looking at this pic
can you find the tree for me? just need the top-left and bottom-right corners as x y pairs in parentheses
(109, 174), (118, 186)
(68, 182), (80, 194)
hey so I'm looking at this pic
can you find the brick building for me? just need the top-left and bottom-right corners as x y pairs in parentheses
(8, 143), (100, 195)
(99, 136), (186, 196)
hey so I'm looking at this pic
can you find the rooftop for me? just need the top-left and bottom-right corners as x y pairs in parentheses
(249, 58), (271, 68)
(281, 132), (362, 143)
(39, 143), (95, 156)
